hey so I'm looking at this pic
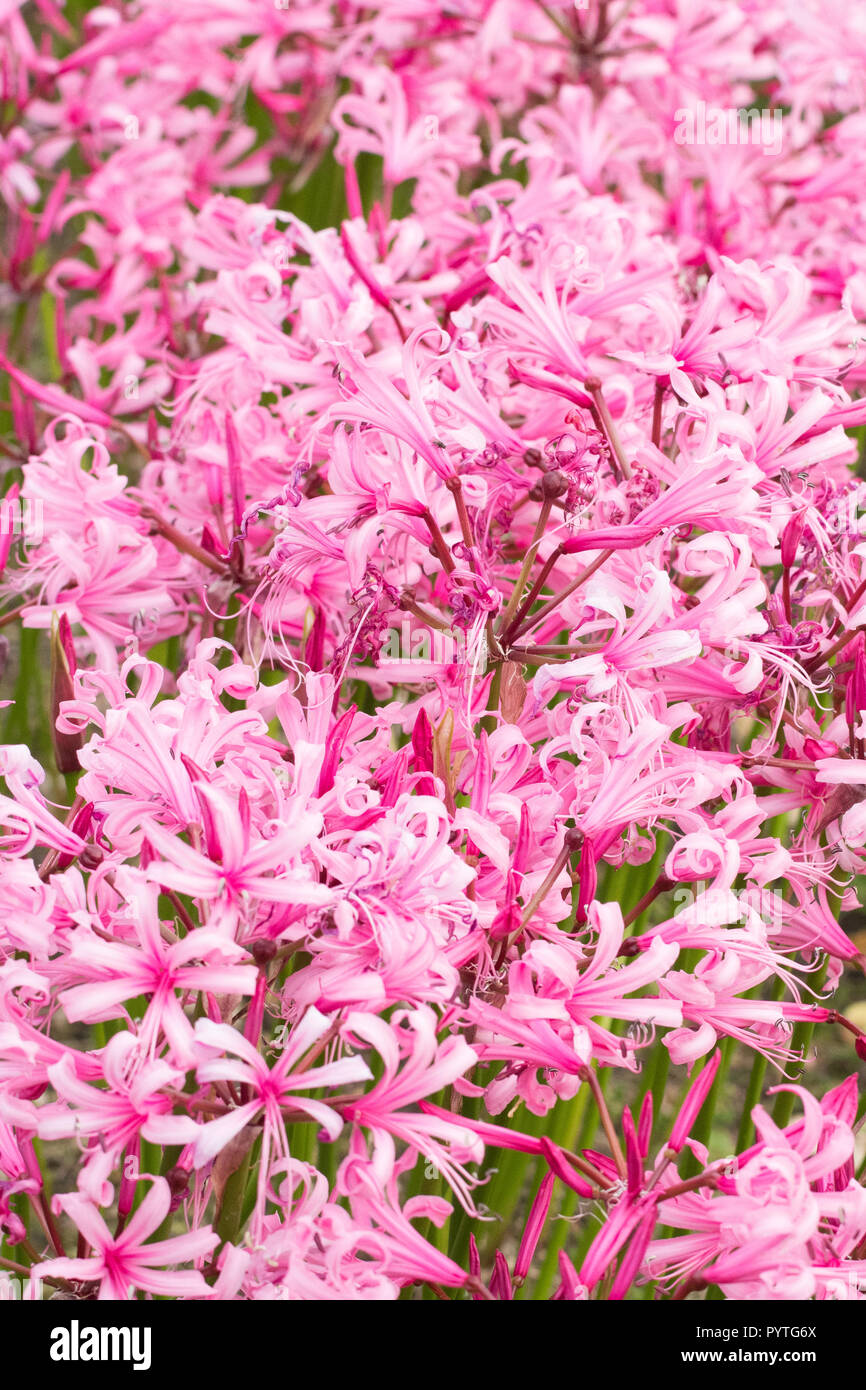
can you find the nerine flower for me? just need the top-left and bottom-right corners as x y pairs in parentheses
(34, 1178), (218, 1299)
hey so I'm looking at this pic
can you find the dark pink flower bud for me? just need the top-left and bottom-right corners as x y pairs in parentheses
(540, 1138), (594, 1198)
(489, 1249), (513, 1300)
(803, 736), (838, 760)
(622, 1107), (643, 1195)
(638, 1092), (653, 1157)
(846, 633), (866, 726)
(780, 510), (808, 567)
(669, 1049), (722, 1153)
(514, 1172), (555, 1282)
(50, 613), (82, 775)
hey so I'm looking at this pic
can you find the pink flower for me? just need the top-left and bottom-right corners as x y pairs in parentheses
(5, 0), (866, 1304)
(38, 1030), (198, 1154)
(191, 1009), (372, 1166)
(35, 1178), (218, 1299)
(341, 1008), (483, 1211)
(56, 874), (257, 1064)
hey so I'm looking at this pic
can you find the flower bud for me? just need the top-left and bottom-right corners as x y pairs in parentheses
(50, 613), (82, 775)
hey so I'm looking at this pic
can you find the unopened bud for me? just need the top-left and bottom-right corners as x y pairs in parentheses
(541, 469), (569, 499)
(50, 613), (82, 775)
(780, 510), (808, 568)
(803, 736), (838, 760)
(166, 1166), (190, 1196)
(251, 939), (278, 968)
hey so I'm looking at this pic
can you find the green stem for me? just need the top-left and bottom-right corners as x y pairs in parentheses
(736, 975), (787, 1149)
(771, 960), (829, 1128)
(216, 1145), (254, 1245)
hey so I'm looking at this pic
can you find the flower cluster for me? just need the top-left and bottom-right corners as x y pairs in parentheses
(0, 0), (866, 1301)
